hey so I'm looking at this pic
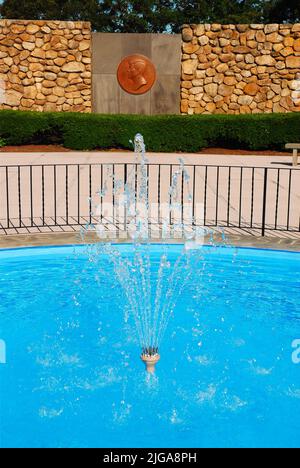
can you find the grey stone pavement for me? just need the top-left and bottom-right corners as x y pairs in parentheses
(0, 151), (299, 250)
(0, 231), (299, 252)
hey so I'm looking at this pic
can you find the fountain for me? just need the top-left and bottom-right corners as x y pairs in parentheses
(81, 134), (222, 372)
(140, 347), (160, 373)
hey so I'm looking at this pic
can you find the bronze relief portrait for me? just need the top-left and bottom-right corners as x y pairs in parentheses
(117, 54), (156, 95)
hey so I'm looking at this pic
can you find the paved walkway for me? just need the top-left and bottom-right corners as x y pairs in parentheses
(0, 152), (299, 240)
(0, 150), (298, 167)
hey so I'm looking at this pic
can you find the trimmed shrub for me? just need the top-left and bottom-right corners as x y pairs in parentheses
(0, 110), (55, 145)
(0, 110), (299, 152)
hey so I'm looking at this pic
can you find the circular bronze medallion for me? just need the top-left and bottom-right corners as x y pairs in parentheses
(117, 54), (156, 95)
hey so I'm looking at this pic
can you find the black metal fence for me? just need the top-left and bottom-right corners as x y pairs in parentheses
(0, 163), (299, 236)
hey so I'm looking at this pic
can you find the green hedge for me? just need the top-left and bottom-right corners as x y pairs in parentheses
(0, 110), (299, 152)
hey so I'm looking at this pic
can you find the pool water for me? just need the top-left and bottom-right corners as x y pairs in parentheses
(0, 244), (299, 448)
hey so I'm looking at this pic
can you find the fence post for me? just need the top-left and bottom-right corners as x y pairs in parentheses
(261, 167), (268, 236)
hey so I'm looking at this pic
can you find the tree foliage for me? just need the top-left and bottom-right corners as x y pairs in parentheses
(265, 0), (300, 23)
(0, 0), (299, 33)
(0, 1), (100, 25)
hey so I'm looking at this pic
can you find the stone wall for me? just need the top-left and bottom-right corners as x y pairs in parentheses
(0, 19), (92, 112)
(181, 23), (300, 114)
(2, 20), (300, 115)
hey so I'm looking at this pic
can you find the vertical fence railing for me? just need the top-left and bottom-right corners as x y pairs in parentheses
(0, 163), (299, 235)
(261, 168), (268, 237)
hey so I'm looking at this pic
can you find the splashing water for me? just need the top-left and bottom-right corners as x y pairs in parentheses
(80, 134), (224, 366)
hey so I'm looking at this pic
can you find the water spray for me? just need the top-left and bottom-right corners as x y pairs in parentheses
(87, 132), (208, 374)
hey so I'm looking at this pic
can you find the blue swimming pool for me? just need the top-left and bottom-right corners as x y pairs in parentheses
(0, 244), (299, 448)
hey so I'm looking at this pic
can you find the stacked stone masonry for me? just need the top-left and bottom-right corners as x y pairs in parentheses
(181, 23), (300, 114)
(0, 19), (92, 112)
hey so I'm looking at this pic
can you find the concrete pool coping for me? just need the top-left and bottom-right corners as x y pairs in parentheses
(0, 231), (299, 252)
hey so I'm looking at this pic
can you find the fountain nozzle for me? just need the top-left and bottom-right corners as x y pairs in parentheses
(141, 347), (160, 373)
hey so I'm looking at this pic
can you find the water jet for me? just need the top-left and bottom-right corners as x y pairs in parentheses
(83, 133), (209, 373)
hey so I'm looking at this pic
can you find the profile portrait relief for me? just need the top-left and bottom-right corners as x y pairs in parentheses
(127, 58), (147, 91)
(117, 54), (156, 95)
